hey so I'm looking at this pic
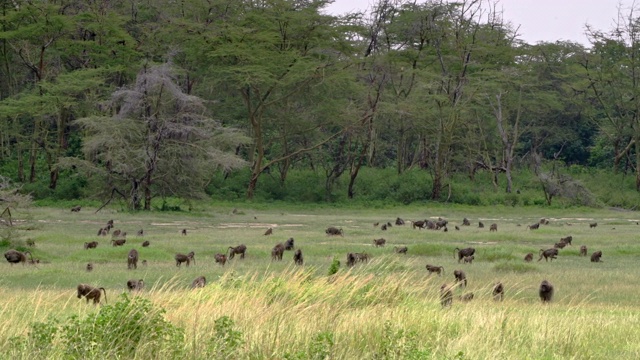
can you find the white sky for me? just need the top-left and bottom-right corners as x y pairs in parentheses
(325, 0), (633, 46)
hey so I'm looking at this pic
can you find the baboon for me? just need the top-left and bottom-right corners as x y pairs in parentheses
(560, 235), (573, 245)
(426, 264), (444, 275)
(214, 253), (227, 266)
(142, 260), (147, 266)
(425, 220), (436, 230)
(538, 248), (558, 262)
(284, 238), (295, 250)
(137, 229), (144, 236)
(489, 223), (498, 232)
(455, 225), (460, 231)
(590, 251), (603, 262)
(84, 241), (98, 249)
(462, 218), (471, 226)
(435, 219), (448, 229)
(539, 218), (550, 225)
(264, 228), (273, 236)
(453, 270), (467, 287)
(111, 239), (126, 246)
(354, 253), (370, 263)
(478, 221), (485, 228)
(539, 280), (554, 303)
(589, 222), (597, 228)
(580, 245), (588, 256)
(528, 223), (540, 230)
(71, 205), (81, 212)
(524, 253), (534, 262)
(443, 227), (448, 232)
(271, 243), (285, 261)
(387, 222), (392, 227)
(492, 282), (504, 301)
(325, 227), (344, 236)
(412, 220), (427, 229)
(373, 222), (379, 227)
(142, 240), (150, 247)
(97, 227), (106, 236)
(182, 228), (188, 235)
(395, 217), (405, 226)
(293, 249), (303, 265)
(554, 242), (567, 249)
(127, 249), (139, 270)
(4, 249), (32, 265)
(175, 251), (195, 267)
(346, 252), (357, 267)
(394, 246), (408, 254)
(381, 224), (388, 231)
(373, 238), (386, 247)
(86, 263), (93, 272)
(26, 239), (35, 247)
(454, 247), (476, 263)
(460, 293), (474, 302)
(106, 219), (114, 229)
(463, 255), (475, 264)
(127, 279), (144, 291)
(440, 284), (453, 307)
(191, 276), (206, 289)
(228, 245), (247, 259)
(112, 229), (122, 238)
(77, 284), (107, 305)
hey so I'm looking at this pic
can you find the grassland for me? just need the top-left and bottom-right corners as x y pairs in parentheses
(1, 203), (640, 359)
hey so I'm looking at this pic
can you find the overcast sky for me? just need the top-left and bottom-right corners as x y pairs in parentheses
(324, 0), (632, 46)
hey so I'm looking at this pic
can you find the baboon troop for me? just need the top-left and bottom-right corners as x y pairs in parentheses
(214, 253), (227, 266)
(394, 246), (408, 254)
(460, 293), (474, 302)
(462, 218), (471, 226)
(373, 238), (386, 247)
(395, 217), (405, 226)
(589, 222), (598, 228)
(228, 245), (247, 259)
(489, 223), (498, 232)
(86, 263), (93, 272)
(264, 228), (273, 236)
(325, 227), (344, 236)
(4, 249), (33, 265)
(175, 251), (195, 267)
(77, 284), (107, 305)
(142, 240), (150, 247)
(453, 270), (467, 287)
(191, 276), (206, 289)
(182, 229), (188, 236)
(538, 248), (558, 262)
(560, 236), (573, 245)
(293, 249), (304, 265)
(127, 279), (144, 291)
(524, 253), (534, 262)
(426, 264), (444, 275)
(440, 284), (453, 307)
(71, 205), (81, 212)
(492, 282), (504, 301)
(111, 239), (126, 246)
(580, 245), (588, 256)
(127, 249), (139, 270)
(463, 255), (474, 264)
(478, 221), (484, 228)
(528, 223), (540, 230)
(539, 280), (554, 303)
(590, 251), (603, 262)
(454, 247), (476, 263)
(271, 243), (285, 261)
(84, 241), (98, 249)
(284, 238), (295, 250)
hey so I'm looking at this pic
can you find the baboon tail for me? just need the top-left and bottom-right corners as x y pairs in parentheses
(100, 288), (107, 304)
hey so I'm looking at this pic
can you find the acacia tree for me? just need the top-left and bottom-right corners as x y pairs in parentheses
(69, 62), (248, 210)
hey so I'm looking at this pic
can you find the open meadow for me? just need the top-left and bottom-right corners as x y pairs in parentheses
(1, 204), (640, 359)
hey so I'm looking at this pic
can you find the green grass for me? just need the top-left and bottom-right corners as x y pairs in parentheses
(2, 203), (640, 358)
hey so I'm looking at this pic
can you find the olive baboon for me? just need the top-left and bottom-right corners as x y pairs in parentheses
(492, 282), (504, 301)
(86, 263), (93, 272)
(579, 245), (588, 256)
(463, 255), (474, 264)
(271, 243), (285, 261)
(489, 223), (498, 232)
(354, 253), (370, 263)
(560, 236), (573, 245)
(373, 222), (379, 227)
(181, 228), (188, 235)
(106, 219), (114, 228)
(454, 247), (476, 263)
(325, 227), (344, 236)
(426, 264), (444, 275)
(228, 245), (247, 259)
(4, 250), (32, 265)
(460, 293), (474, 302)
(412, 220), (427, 229)
(71, 205), (81, 212)
(395, 217), (405, 225)
(524, 253), (534, 262)
(77, 284), (107, 305)
(539, 280), (554, 303)
(478, 221), (485, 228)
(264, 228), (273, 236)
(346, 252), (357, 267)
(293, 249), (303, 265)
(554, 242), (567, 249)
(111, 229), (122, 238)
(214, 253), (227, 266)
(435, 219), (448, 229)
(381, 224), (388, 231)
(98, 228), (107, 236)
(462, 218), (471, 226)
(453, 270), (467, 287)
(127, 249), (139, 270)
(455, 226), (460, 231)
(284, 238), (295, 250)
(175, 251), (195, 267)
(142, 240), (150, 247)
(538, 248), (558, 262)
(539, 218), (550, 225)
(127, 279), (144, 291)
(590, 251), (603, 262)
(394, 246), (408, 254)
(137, 229), (144, 236)
(111, 239), (126, 246)
(589, 222), (597, 228)
(84, 241), (98, 249)
(373, 238), (386, 247)
(191, 276), (206, 289)
(440, 284), (453, 307)
(528, 223), (540, 230)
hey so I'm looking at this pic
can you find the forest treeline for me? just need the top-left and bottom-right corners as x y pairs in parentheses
(0, 0), (639, 209)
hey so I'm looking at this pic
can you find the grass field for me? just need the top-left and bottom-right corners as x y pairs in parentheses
(1, 204), (640, 359)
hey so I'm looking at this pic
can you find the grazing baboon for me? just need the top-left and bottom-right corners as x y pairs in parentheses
(590, 251), (603, 262)
(373, 222), (379, 227)
(554, 242), (567, 249)
(395, 217), (405, 226)
(454, 247), (476, 263)
(440, 284), (453, 307)
(264, 228), (273, 236)
(560, 236), (572, 245)
(394, 246), (408, 254)
(528, 223), (540, 230)
(86, 263), (93, 272)
(354, 253), (370, 263)
(271, 243), (285, 261)
(489, 223), (498, 232)
(325, 227), (344, 236)
(127, 249), (139, 270)
(524, 253), (534, 262)
(228, 245), (247, 259)
(381, 224), (388, 231)
(492, 282), (504, 301)
(538, 248), (558, 262)
(580, 245), (588, 256)
(426, 264), (444, 275)
(77, 284), (107, 305)
(84, 241), (98, 249)
(539, 280), (554, 303)
(478, 221), (485, 228)
(293, 249), (303, 265)
(214, 253), (227, 266)
(284, 238), (295, 250)
(97, 227), (106, 236)
(127, 279), (144, 291)
(137, 229), (144, 236)
(435, 220), (448, 229)
(106, 219), (114, 228)
(463, 255), (474, 264)
(142, 260), (147, 266)
(142, 240), (150, 247)
(425, 220), (436, 230)
(462, 218), (471, 226)
(181, 228), (188, 236)
(589, 222), (597, 228)
(453, 270), (467, 287)
(71, 205), (81, 212)
(346, 252), (357, 267)
(4, 249), (32, 265)
(191, 276), (206, 289)
(460, 293), (474, 302)
(111, 239), (126, 247)
(455, 225), (460, 231)
(373, 238), (386, 247)
(412, 220), (427, 229)
(26, 239), (35, 247)
(112, 229), (122, 238)
(539, 218), (549, 225)
(175, 251), (195, 267)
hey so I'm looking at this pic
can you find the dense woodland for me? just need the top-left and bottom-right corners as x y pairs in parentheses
(0, 0), (639, 209)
